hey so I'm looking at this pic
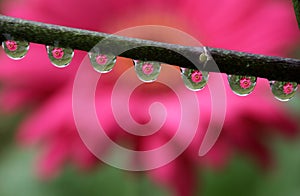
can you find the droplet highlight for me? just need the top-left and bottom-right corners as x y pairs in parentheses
(228, 75), (257, 96)
(88, 53), (117, 73)
(2, 40), (29, 60)
(270, 81), (298, 101)
(134, 60), (161, 82)
(181, 68), (209, 91)
(46, 46), (74, 68)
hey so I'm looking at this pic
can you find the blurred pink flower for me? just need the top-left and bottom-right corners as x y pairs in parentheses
(0, 0), (299, 195)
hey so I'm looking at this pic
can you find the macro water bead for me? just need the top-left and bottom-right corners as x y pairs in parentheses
(227, 75), (257, 96)
(2, 40), (30, 60)
(88, 53), (116, 73)
(134, 60), (161, 82)
(180, 68), (209, 91)
(270, 81), (298, 102)
(46, 46), (74, 68)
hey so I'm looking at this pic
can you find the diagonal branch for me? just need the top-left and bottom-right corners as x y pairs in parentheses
(293, 0), (300, 29)
(0, 15), (300, 83)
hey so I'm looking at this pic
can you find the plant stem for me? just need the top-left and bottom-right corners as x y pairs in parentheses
(0, 15), (300, 83)
(293, 0), (300, 29)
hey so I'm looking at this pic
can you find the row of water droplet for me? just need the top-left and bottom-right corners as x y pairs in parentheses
(1, 39), (298, 102)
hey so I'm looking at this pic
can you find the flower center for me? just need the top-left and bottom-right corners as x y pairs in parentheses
(239, 77), (251, 89)
(283, 82), (294, 95)
(52, 48), (64, 59)
(5, 40), (18, 51)
(142, 63), (154, 75)
(191, 70), (202, 83)
(96, 54), (108, 65)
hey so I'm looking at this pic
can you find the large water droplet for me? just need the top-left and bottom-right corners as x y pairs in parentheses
(270, 81), (298, 101)
(181, 68), (209, 91)
(46, 46), (74, 68)
(134, 60), (161, 82)
(228, 75), (257, 96)
(2, 40), (29, 60)
(88, 52), (116, 73)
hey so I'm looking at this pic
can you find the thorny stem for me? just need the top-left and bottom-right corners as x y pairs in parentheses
(0, 15), (300, 83)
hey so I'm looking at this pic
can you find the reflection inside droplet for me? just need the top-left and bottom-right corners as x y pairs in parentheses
(88, 53), (116, 73)
(270, 81), (298, 102)
(228, 75), (256, 96)
(2, 40), (29, 60)
(46, 46), (74, 68)
(180, 68), (209, 91)
(134, 60), (161, 82)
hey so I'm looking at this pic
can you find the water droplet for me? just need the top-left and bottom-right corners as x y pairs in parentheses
(181, 68), (209, 91)
(199, 52), (208, 63)
(199, 47), (211, 68)
(270, 81), (298, 101)
(46, 46), (74, 68)
(228, 75), (257, 96)
(2, 40), (29, 60)
(134, 60), (161, 82)
(88, 52), (116, 73)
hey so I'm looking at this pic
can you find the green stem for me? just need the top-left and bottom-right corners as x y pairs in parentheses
(293, 0), (300, 29)
(0, 15), (300, 83)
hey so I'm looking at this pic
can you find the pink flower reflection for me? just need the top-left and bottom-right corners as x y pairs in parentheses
(0, 0), (299, 195)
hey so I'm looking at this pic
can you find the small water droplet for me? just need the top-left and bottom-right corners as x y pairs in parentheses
(46, 46), (74, 68)
(181, 68), (209, 91)
(199, 52), (208, 63)
(88, 52), (116, 73)
(134, 60), (161, 82)
(199, 47), (211, 68)
(270, 81), (298, 101)
(2, 40), (29, 60)
(228, 75), (257, 96)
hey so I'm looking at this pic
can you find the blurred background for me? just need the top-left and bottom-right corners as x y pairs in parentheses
(0, 0), (300, 195)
